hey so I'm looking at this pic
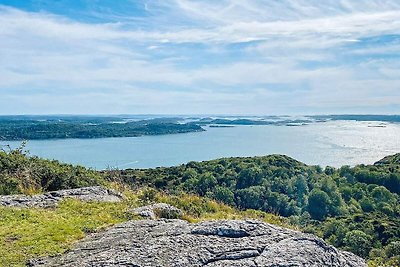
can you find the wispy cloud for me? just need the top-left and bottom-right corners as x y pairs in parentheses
(0, 1), (399, 114)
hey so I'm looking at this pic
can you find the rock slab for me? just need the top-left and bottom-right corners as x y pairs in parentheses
(30, 219), (366, 267)
(0, 186), (123, 208)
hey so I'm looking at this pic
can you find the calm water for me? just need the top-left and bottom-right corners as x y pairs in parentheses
(2, 121), (400, 170)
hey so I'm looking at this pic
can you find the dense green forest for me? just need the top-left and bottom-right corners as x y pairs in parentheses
(0, 117), (203, 140)
(0, 148), (399, 265)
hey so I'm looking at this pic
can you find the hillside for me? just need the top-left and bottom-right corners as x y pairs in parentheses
(112, 154), (400, 265)
(0, 148), (399, 266)
(374, 153), (400, 166)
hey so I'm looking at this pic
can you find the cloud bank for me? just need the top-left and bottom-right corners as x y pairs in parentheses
(0, 0), (399, 114)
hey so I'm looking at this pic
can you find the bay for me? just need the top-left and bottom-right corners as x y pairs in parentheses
(1, 120), (399, 170)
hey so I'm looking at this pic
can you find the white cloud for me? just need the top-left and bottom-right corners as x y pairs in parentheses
(2, 3), (400, 44)
(0, 1), (399, 114)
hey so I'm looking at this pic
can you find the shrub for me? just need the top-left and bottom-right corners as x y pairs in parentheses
(344, 230), (372, 257)
(385, 241), (400, 258)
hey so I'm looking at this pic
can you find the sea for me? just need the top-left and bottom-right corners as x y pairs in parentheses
(1, 120), (399, 170)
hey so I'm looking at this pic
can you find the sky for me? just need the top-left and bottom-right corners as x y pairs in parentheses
(0, 0), (399, 115)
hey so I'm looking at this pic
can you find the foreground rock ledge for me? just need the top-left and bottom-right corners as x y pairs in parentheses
(0, 186), (123, 208)
(30, 219), (366, 267)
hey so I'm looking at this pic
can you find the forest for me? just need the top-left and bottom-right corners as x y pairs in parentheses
(0, 116), (203, 140)
(0, 148), (399, 266)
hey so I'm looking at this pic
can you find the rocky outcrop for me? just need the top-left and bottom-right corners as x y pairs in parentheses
(0, 186), (123, 208)
(131, 203), (183, 219)
(29, 219), (366, 267)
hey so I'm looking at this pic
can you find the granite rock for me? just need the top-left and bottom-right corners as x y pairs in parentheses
(0, 186), (123, 208)
(29, 219), (366, 267)
(131, 203), (183, 219)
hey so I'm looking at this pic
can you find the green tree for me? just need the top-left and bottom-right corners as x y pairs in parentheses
(196, 172), (217, 196)
(344, 230), (372, 258)
(371, 186), (395, 203)
(266, 192), (291, 216)
(324, 166), (336, 175)
(323, 220), (347, 247)
(307, 188), (330, 220)
(182, 168), (197, 181)
(292, 175), (309, 207)
(235, 186), (265, 210)
(385, 174), (400, 194)
(213, 186), (235, 206)
(236, 167), (263, 189)
(340, 186), (352, 202)
(359, 197), (375, 212)
(385, 241), (400, 258)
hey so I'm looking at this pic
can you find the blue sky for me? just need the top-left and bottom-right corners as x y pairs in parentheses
(0, 0), (399, 115)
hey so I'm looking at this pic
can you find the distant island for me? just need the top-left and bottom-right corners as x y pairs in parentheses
(0, 116), (204, 140)
(309, 114), (400, 122)
(208, 125), (235, 128)
(201, 115), (400, 125)
(0, 114), (399, 140)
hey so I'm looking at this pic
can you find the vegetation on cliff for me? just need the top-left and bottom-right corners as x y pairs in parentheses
(0, 145), (104, 195)
(0, 147), (399, 266)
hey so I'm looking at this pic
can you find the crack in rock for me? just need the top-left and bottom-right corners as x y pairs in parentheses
(203, 249), (260, 266)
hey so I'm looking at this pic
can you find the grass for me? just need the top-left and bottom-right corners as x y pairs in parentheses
(0, 200), (135, 267)
(156, 192), (291, 228)
(0, 187), (289, 267)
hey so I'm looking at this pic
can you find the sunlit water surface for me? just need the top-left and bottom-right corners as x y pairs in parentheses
(2, 121), (399, 170)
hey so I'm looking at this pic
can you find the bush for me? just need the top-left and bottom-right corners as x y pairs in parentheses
(344, 230), (373, 257)
(213, 186), (235, 206)
(0, 147), (104, 195)
(359, 197), (375, 212)
(385, 241), (400, 258)
(235, 186), (265, 210)
(138, 188), (158, 204)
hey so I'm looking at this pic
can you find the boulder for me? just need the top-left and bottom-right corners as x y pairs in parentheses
(0, 186), (123, 208)
(29, 219), (366, 267)
(131, 203), (183, 219)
